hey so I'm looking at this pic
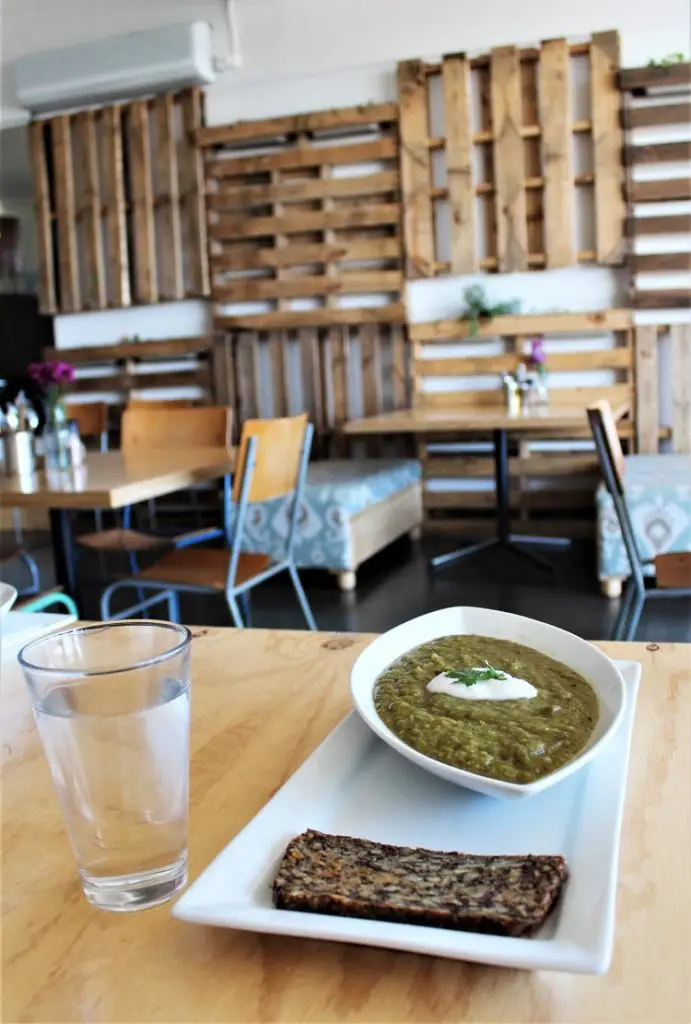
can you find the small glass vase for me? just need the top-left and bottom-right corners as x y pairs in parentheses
(43, 398), (71, 470)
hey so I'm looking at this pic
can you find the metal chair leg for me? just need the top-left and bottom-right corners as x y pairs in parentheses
(624, 590), (646, 642)
(17, 551), (41, 597)
(613, 579), (643, 641)
(227, 592), (245, 629)
(240, 592), (252, 627)
(288, 563), (317, 631)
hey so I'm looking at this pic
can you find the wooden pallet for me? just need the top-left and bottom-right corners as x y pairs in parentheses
(29, 88), (209, 314)
(620, 62), (691, 312)
(43, 336), (214, 405)
(212, 322), (410, 448)
(410, 310), (635, 530)
(198, 104), (405, 329)
(635, 323), (691, 454)
(397, 31), (625, 277)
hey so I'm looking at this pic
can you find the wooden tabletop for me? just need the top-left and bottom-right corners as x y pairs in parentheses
(0, 448), (234, 510)
(344, 405), (627, 435)
(3, 629), (689, 1023)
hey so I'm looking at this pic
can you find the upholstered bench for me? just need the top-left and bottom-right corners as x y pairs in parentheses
(596, 453), (691, 598)
(239, 458), (422, 590)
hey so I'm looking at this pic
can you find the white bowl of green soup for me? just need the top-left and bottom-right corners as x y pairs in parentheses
(350, 607), (627, 799)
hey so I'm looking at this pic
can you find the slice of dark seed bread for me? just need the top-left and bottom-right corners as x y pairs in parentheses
(273, 829), (567, 937)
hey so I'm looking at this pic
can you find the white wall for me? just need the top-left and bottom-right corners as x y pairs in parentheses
(1, 0), (688, 353)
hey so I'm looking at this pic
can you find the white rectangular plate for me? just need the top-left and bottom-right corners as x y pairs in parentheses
(174, 660), (641, 974)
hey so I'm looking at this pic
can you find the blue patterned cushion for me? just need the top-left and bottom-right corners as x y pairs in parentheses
(596, 454), (691, 579)
(237, 459), (421, 571)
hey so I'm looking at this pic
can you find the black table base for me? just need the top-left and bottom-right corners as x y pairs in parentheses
(430, 428), (571, 575)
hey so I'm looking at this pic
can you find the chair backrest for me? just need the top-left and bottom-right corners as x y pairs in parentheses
(127, 399), (201, 410)
(121, 406), (233, 452)
(587, 400), (625, 489)
(66, 402), (109, 441)
(232, 414), (309, 504)
(587, 400), (644, 583)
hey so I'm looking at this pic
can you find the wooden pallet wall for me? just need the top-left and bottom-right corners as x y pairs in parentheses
(212, 322), (409, 444)
(635, 323), (691, 453)
(197, 104), (405, 329)
(619, 62), (691, 311)
(43, 336), (214, 405)
(29, 88), (210, 314)
(410, 310), (635, 534)
(397, 31), (625, 277)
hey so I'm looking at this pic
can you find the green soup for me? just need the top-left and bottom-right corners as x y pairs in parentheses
(374, 634), (599, 784)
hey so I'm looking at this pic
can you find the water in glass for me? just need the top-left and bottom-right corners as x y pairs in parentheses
(20, 622), (191, 911)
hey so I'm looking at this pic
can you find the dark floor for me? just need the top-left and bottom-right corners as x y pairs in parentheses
(4, 528), (691, 643)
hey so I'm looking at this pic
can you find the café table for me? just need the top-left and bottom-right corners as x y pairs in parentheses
(344, 405), (630, 571)
(0, 447), (234, 600)
(3, 626), (689, 1023)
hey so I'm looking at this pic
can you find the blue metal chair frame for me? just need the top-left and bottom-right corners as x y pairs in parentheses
(101, 423), (317, 630)
(3, 508), (41, 597)
(588, 407), (691, 641)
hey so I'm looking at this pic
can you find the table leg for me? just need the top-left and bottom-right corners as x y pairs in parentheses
(493, 428), (511, 544)
(49, 508), (78, 601)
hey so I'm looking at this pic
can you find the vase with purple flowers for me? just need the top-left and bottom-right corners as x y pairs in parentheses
(28, 361), (75, 469)
(526, 336), (549, 408)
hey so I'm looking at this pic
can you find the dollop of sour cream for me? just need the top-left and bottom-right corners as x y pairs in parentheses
(427, 670), (538, 701)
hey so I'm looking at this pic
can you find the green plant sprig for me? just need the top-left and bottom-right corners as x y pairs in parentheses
(445, 662), (507, 687)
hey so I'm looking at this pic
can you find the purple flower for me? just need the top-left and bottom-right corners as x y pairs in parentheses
(27, 360), (75, 391)
(528, 337), (546, 366)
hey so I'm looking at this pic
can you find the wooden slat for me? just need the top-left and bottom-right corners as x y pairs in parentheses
(210, 204), (400, 241)
(629, 179), (691, 203)
(424, 453), (597, 478)
(101, 105), (130, 308)
(234, 332), (260, 421)
(75, 110), (106, 310)
(625, 102), (691, 129)
(423, 490), (596, 511)
(197, 103), (398, 146)
(628, 213), (691, 235)
(28, 121), (57, 314)
(359, 324), (382, 417)
(208, 171), (400, 209)
(216, 304), (406, 330)
(214, 271), (402, 302)
(539, 38), (574, 268)
(154, 93), (184, 301)
(207, 138), (398, 178)
(298, 328), (325, 435)
(491, 46), (528, 271)
(51, 114), (80, 312)
(44, 336), (212, 365)
(210, 238), (401, 271)
(590, 30), (626, 264)
(625, 141), (691, 165)
(397, 60), (435, 277)
(634, 290), (691, 309)
(442, 54), (476, 273)
(211, 333), (233, 407)
(128, 99), (157, 304)
(328, 326), (350, 427)
(416, 346), (633, 376)
(409, 309), (633, 341)
(619, 63), (691, 93)
(632, 252), (691, 273)
(418, 382), (632, 409)
(70, 367), (211, 395)
(671, 323), (691, 453)
(634, 325), (660, 454)
(268, 332), (287, 417)
(181, 87), (211, 297)
(390, 324), (408, 409)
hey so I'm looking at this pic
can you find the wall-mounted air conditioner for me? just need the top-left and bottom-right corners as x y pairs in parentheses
(13, 22), (217, 115)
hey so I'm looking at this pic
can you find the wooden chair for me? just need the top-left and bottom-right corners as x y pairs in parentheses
(587, 400), (691, 640)
(77, 406), (233, 571)
(66, 402), (109, 452)
(101, 414), (317, 630)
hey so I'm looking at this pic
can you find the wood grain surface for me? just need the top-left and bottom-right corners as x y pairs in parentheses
(343, 405), (629, 435)
(1, 449), (234, 510)
(2, 630), (690, 1022)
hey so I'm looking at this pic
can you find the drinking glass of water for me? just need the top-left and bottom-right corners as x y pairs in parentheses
(19, 621), (191, 912)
